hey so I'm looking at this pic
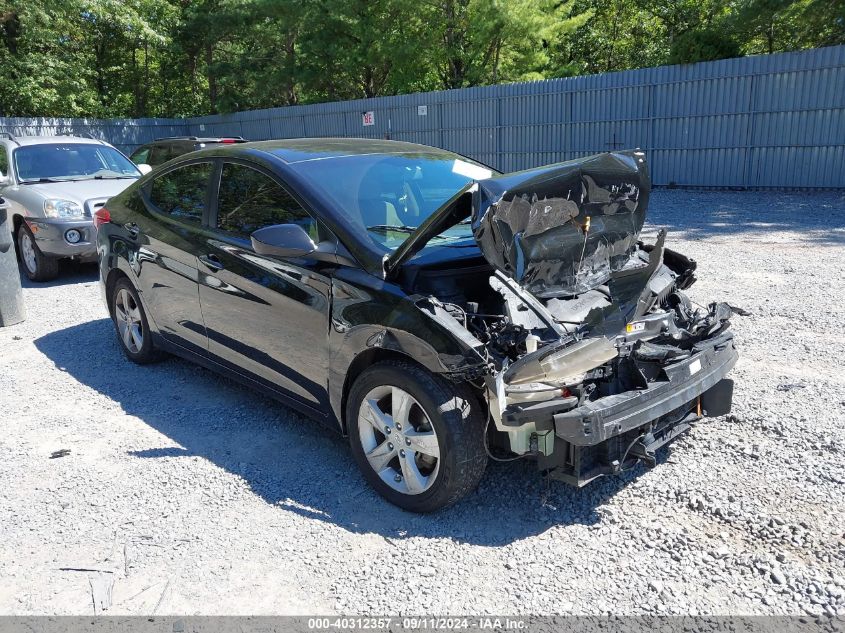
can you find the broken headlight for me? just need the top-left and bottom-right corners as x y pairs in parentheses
(504, 337), (617, 386)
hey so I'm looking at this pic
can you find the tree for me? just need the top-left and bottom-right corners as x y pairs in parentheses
(432, 0), (593, 89)
(0, 1), (98, 117)
(0, 0), (842, 118)
(731, 0), (845, 54)
(668, 27), (740, 63)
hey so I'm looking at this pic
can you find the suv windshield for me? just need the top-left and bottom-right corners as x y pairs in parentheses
(14, 143), (141, 182)
(293, 152), (495, 250)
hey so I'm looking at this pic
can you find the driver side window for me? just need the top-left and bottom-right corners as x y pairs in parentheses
(216, 162), (319, 241)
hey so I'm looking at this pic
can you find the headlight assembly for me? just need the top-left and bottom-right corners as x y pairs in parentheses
(43, 199), (85, 219)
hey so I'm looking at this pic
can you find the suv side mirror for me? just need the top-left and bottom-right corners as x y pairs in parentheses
(137, 164), (153, 175)
(0, 174), (10, 186)
(251, 224), (317, 258)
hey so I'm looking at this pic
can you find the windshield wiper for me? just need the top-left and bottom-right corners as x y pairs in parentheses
(366, 224), (418, 234)
(92, 174), (137, 180)
(21, 177), (66, 184)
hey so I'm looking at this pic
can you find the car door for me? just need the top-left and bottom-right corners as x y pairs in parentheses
(196, 160), (332, 412)
(132, 159), (214, 355)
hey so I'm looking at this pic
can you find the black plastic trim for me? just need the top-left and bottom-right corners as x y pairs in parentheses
(553, 340), (738, 446)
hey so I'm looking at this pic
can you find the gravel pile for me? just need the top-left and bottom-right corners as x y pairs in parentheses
(0, 190), (843, 616)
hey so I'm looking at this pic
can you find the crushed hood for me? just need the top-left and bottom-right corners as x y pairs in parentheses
(385, 150), (650, 298)
(472, 150), (649, 298)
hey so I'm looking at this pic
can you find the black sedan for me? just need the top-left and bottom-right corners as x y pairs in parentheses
(96, 139), (739, 512)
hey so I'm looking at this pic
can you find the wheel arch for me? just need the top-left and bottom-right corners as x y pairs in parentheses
(12, 213), (24, 235)
(339, 348), (429, 436)
(104, 268), (130, 318)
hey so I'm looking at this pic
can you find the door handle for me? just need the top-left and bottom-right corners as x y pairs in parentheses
(123, 222), (140, 236)
(199, 254), (225, 271)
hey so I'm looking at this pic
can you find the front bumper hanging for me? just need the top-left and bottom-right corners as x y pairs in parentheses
(554, 334), (738, 446)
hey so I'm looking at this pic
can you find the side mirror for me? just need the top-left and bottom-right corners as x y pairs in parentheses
(251, 224), (317, 258)
(137, 164), (153, 175)
(0, 174), (10, 186)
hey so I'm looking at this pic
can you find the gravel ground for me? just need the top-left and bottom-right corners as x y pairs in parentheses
(1, 190), (844, 616)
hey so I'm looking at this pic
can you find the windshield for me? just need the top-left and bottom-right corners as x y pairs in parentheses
(293, 152), (494, 251)
(14, 143), (141, 182)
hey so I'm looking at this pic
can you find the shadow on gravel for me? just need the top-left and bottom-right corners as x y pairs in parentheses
(35, 319), (656, 546)
(647, 190), (845, 245)
(19, 261), (99, 288)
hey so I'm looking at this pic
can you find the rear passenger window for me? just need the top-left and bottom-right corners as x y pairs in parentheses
(216, 162), (318, 240)
(130, 146), (151, 165)
(148, 144), (176, 166)
(147, 162), (212, 225)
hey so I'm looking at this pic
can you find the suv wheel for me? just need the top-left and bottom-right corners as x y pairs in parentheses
(347, 360), (487, 512)
(111, 278), (165, 364)
(17, 224), (59, 282)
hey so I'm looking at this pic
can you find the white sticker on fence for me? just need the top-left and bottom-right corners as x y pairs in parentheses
(417, 105), (428, 116)
(362, 111), (375, 126)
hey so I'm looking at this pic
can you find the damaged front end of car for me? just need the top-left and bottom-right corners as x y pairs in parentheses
(390, 150), (740, 485)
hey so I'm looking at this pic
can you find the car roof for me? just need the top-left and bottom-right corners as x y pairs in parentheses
(157, 137), (468, 276)
(4, 135), (109, 147)
(244, 137), (457, 164)
(150, 136), (246, 143)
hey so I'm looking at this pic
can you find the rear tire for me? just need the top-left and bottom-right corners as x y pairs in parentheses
(347, 360), (487, 512)
(17, 224), (59, 282)
(110, 278), (165, 364)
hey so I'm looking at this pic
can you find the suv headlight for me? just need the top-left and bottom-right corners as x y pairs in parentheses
(44, 199), (85, 219)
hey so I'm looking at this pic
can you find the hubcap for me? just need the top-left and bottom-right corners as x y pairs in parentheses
(358, 385), (440, 496)
(20, 233), (37, 274)
(114, 288), (144, 354)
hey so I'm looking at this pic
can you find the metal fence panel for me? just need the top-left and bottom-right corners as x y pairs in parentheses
(1, 45), (842, 187)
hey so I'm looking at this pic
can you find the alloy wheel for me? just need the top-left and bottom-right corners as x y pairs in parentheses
(20, 232), (37, 274)
(358, 385), (440, 495)
(114, 288), (144, 354)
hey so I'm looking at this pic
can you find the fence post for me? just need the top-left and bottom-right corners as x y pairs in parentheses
(0, 197), (25, 326)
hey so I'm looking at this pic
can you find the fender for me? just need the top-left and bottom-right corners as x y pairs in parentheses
(327, 275), (488, 431)
(101, 236), (164, 341)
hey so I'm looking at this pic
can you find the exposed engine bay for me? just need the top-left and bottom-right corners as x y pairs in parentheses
(405, 150), (740, 485)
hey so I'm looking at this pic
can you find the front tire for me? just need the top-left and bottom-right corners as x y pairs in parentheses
(347, 360), (487, 512)
(17, 224), (59, 282)
(110, 278), (165, 364)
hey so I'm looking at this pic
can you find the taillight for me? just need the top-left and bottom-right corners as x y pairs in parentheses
(93, 207), (111, 230)
(220, 138), (237, 144)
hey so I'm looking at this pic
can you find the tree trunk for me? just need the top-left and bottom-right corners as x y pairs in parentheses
(285, 30), (298, 105)
(205, 44), (218, 113)
(141, 38), (150, 116)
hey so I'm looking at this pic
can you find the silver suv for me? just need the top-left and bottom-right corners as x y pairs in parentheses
(0, 134), (141, 281)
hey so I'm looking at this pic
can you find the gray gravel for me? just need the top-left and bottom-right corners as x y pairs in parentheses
(1, 190), (844, 616)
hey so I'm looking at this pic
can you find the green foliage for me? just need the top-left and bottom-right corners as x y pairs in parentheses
(668, 28), (741, 64)
(0, 0), (841, 118)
